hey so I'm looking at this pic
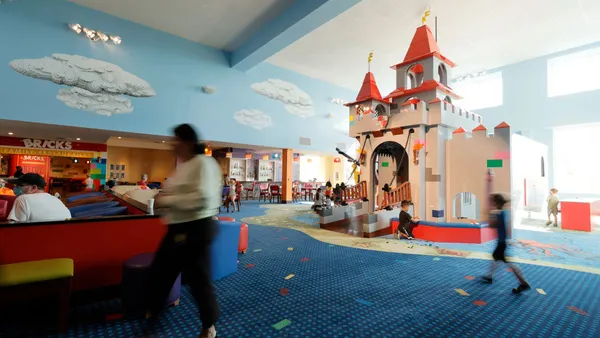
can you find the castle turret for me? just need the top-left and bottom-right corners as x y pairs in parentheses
(346, 72), (390, 136)
(384, 25), (460, 107)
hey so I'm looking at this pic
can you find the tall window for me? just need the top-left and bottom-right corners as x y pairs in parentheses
(548, 46), (600, 97)
(553, 123), (600, 194)
(451, 72), (503, 110)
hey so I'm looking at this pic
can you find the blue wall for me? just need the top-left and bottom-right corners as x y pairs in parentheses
(0, 0), (355, 153)
(476, 42), (600, 188)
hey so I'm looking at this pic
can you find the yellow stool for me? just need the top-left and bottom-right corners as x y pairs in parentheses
(0, 258), (74, 333)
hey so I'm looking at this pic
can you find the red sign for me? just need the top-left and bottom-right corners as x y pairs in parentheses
(0, 137), (106, 152)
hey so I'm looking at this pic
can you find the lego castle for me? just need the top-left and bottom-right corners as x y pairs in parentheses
(345, 25), (512, 225)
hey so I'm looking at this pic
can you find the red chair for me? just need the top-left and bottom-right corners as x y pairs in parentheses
(234, 184), (243, 211)
(270, 185), (281, 203)
(258, 184), (269, 202)
(303, 184), (313, 201)
(0, 195), (16, 222)
(244, 182), (255, 200)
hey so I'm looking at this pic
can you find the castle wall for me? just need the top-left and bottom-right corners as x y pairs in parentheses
(424, 125), (451, 221)
(349, 101), (390, 137)
(445, 126), (512, 225)
(358, 130), (425, 217)
(510, 134), (549, 224)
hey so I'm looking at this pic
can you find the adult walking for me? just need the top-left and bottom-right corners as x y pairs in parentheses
(145, 124), (223, 338)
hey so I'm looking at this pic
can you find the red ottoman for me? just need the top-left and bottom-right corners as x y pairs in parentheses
(238, 223), (248, 254)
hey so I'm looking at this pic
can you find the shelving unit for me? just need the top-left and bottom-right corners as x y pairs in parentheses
(257, 160), (274, 181)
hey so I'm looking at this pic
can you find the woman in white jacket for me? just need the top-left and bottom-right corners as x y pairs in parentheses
(145, 124), (222, 338)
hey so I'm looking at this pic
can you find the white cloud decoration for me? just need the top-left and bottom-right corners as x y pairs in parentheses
(233, 109), (273, 130)
(57, 87), (133, 116)
(9, 54), (155, 116)
(251, 79), (314, 117)
(334, 117), (350, 135)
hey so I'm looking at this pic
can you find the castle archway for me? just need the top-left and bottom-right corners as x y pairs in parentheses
(370, 141), (409, 212)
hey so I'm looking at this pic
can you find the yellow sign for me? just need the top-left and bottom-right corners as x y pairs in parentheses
(0, 147), (95, 158)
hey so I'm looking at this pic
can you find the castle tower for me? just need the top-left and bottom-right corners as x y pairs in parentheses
(384, 25), (460, 107)
(345, 72), (390, 137)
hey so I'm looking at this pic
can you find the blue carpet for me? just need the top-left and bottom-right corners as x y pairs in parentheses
(48, 223), (600, 337)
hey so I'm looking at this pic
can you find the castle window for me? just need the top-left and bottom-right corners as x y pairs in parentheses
(375, 104), (386, 117)
(438, 63), (448, 86)
(406, 64), (424, 89)
(443, 96), (452, 104)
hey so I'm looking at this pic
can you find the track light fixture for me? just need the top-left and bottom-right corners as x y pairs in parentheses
(69, 23), (121, 45)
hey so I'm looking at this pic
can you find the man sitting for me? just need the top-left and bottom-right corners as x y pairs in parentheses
(7, 173), (71, 222)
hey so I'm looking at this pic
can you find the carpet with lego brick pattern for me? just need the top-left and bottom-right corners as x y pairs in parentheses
(20, 223), (600, 338)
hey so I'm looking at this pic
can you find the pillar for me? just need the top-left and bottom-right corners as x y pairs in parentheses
(281, 148), (293, 203)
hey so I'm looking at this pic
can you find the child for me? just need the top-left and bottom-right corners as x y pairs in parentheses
(312, 188), (325, 212)
(395, 200), (420, 240)
(225, 179), (237, 212)
(481, 193), (530, 293)
(546, 188), (559, 227)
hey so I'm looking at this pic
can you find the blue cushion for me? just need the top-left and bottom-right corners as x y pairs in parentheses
(66, 192), (105, 203)
(390, 217), (489, 229)
(74, 206), (128, 218)
(69, 201), (120, 214)
(211, 221), (240, 281)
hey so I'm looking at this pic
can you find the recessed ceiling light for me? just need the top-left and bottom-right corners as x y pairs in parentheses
(76, 138), (81, 141)
(162, 141), (165, 143)
(117, 137), (122, 139)
(8, 132), (13, 135)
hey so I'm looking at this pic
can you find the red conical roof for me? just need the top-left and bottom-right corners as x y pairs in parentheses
(391, 25), (455, 70)
(355, 72), (383, 102)
(495, 122), (510, 129)
(453, 127), (466, 134)
(473, 124), (487, 132)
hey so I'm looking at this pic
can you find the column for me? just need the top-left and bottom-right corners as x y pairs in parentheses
(281, 148), (293, 203)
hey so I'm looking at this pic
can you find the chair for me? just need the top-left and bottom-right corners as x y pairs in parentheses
(0, 195), (16, 222)
(292, 185), (301, 203)
(0, 258), (73, 333)
(234, 184), (243, 211)
(269, 185), (281, 203)
(303, 184), (314, 201)
(121, 253), (181, 317)
(244, 182), (255, 200)
(220, 186), (231, 213)
(258, 183), (269, 202)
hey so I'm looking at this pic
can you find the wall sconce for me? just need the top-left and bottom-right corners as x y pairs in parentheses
(69, 23), (121, 44)
(225, 148), (233, 158)
(204, 146), (212, 156)
(413, 140), (425, 165)
(334, 157), (341, 163)
(262, 155), (268, 161)
(245, 153), (252, 159)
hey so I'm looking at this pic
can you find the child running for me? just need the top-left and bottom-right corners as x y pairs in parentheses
(395, 200), (420, 240)
(481, 193), (531, 294)
(546, 188), (559, 227)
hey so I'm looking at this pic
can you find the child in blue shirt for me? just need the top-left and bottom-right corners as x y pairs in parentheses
(481, 193), (530, 293)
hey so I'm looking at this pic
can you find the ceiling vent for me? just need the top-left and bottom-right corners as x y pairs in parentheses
(299, 137), (311, 146)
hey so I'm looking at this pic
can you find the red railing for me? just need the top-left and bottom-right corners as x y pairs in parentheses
(379, 182), (412, 210)
(340, 181), (368, 204)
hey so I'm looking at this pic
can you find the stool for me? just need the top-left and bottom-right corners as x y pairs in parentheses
(0, 258), (74, 333)
(122, 253), (181, 316)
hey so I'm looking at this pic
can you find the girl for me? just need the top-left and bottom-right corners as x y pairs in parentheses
(146, 124), (222, 338)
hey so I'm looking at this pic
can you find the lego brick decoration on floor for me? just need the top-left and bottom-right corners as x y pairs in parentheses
(22, 223), (599, 338)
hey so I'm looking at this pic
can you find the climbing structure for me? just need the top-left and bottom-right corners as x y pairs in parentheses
(343, 24), (512, 231)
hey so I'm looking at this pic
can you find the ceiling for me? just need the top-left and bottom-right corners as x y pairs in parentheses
(68, 0), (295, 51)
(69, 0), (600, 99)
(0, 120), (328, 154)
(269, 0), (600, 93)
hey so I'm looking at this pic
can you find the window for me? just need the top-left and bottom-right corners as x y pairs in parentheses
(451, 71), (503, 110)
(548, 46), (600, 97)
(553, 123), (600, 194)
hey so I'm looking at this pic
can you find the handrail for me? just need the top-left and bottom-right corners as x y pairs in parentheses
(379, 182), (411, 210)
(340, 181), (368, 204)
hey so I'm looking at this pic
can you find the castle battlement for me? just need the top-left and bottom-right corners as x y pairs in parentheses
(448, 122), (511, 141)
